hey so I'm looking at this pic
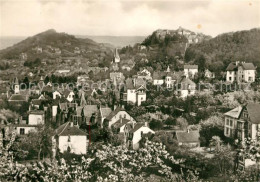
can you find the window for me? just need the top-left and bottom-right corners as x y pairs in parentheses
(124, 114), (126, 118)
(68, 136), (71, 142)
(229, 77), (232, 81)
(20, 128), (25, 135)
(225, 128), (229, 135)
(230, 120), (233, 127)
(226, 119), (229, 126)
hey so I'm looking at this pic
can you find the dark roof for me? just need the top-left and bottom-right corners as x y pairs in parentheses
(130, 123), (144, 133)
(76, 105), (98, 117)
(31, 99), (44, 106)
(176, 130), (200, 143)
(226, 62), (256, 71)
(153, 71), (165, 80)
(29, 110), (45, 115)
(112, 118), (131, 128)
(9, 94), (26, 101)
(125, 78), (134, 89)
(100, 107), (112, 118)
(56, 122), (87, 136)
(105, 107), (125, 121)
(242, 63), (256, 70)
(246, 103), (260, 124)
(184, 65), (198, 69)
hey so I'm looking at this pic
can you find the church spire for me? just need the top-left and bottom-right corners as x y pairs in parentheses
(80, 91), (87, 107)
(114, 48), (120, 63)
(166, 66), (170, 73)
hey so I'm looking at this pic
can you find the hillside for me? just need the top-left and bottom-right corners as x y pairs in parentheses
(0, 29), (112, 60)
(185, 28), (260, 73)
(141, 27), (211, 57)
(76, 35), (146, 48)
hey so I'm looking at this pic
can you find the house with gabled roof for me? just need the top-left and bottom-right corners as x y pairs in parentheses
(103, 107), (135, 128)
(226, 61), (256, 83)
(124, 78), (146, 106)
(99, 106), (112, 128)
(224, 103), (260, 141)
(52, 122), (88, 156)
(129, 122), (155, 150)
(184, 65), (198, 79)
(176, 77), (196, 98)
(175, 130), (200, 147)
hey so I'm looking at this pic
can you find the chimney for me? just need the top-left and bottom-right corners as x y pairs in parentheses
(113, 105), (117, 111)
(235, 61), (240, 66)
(144, 122), (148, 127)
(121, 104), (125, 109)
(70, 122), (74, 127)
(187, 129), (190, 133)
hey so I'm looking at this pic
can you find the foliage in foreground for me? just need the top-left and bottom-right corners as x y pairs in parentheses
(0, 132), (199, 182)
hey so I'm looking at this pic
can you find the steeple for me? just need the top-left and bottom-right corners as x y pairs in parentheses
(114, 48), (120, 63)
(166, 66), (170, 73)
(80, 91), (87, 107)
(13, 77), (20, 94)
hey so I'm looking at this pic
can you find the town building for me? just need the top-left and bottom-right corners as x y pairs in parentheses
(52, 122), (88, 156)
(204, 69), (215, 79)
(103, 107), (135, 128)
(124, 78), (146, 106)
(184, 65), (198, 78)
(175, 130), (200, 147)
(226, 61), (256, 83)
(129, 122), (155, 150)
(224, 103), (260, 141)
(176, 77), (196, 98)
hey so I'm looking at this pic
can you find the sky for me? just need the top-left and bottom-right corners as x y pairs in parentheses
(0, 0), (260, 37)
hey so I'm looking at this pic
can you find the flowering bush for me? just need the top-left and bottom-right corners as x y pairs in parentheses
(0, 132), (199, 181)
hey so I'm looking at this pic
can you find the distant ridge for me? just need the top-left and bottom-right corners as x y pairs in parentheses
(76, 35), (146, 48)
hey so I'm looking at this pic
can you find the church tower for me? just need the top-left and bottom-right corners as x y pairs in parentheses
(14, 77), (20, 94)
(114, 48), (120, 63)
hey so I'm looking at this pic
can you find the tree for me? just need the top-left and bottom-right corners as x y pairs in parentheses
(209, 136), (223, 151)
(149, 119), (163, 130)
(199, 115), (224, 146)
(165, 116), (175, 128)
(176, 117), (188, 130)
(11, 125), (53, 160)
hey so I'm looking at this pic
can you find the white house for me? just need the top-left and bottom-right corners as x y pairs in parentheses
(224, 103), (260, 141)
(15, 124), (37, 135)
(125, 78), (147, 106)
(176, 77), (196, 98)
(104, 107), (135, 128)
(224, 106), (243, 138)
(130, 123), (155, 150)
(52, 122), (88, 156)
(204, 69), (215, 79)
(63, 90), (75, 102)
(28, 110), (45, 125)
(53, 90), (62, 99)
(137, 69), (152, 80)
(226, 61), (256, 83)
(184, 65), (198, 79)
